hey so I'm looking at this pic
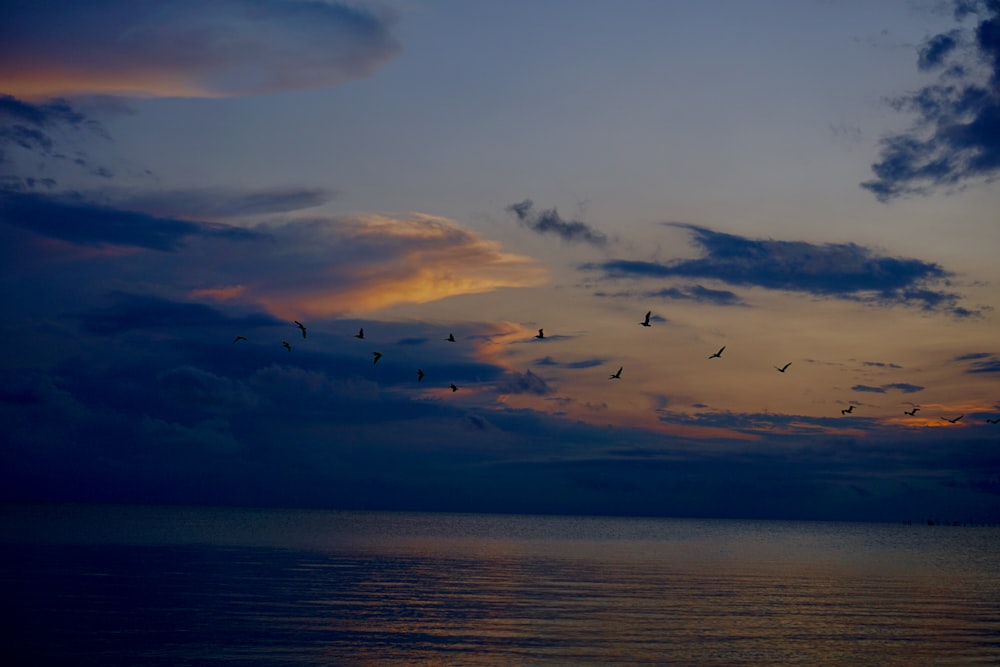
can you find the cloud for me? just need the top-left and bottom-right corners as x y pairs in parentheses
(506, 199), (609, 247)
(242, 214), (548, 318)
(495, 369), (554, 396)
(863, 361), (903, 369)
(647, 284), (746, 306)
(0, 190), (263, 251)
(77, 293), (281, 334)
(585, 223), (977, 316)
(862, 2), (1000, 200)
(0, 94), (107, 176)
(0, 0), (400, 98)
(533, 356), (607, 369)
(107, 186), (335, 220)
(851, 383), (925, 394)
(954, 351), (1000, 373)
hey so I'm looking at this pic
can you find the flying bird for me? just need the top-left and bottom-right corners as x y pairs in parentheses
(372, 352), (382, 365)
(904, 408), (920, 416)
(446, 333), (455, 342)
(449, 383), (459, 392)
(774, 362), (792, 373)
(987, 418), (1000, 424)
(354, 328), (364, 339)
(232, 335), (247, 344)
(282, 341), (291, 352)
(417, 369), (425, 382)
(709, 346), (726, 359)
(535, 329), (545, 339)
(609, 366), (623, 379)
(639, 311), (652, 327)
(294, 320), (307, 338)
(841, 405), (855, 415)
(941, 415), (963, 424)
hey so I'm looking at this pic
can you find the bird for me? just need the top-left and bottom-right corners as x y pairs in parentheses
(232, 335), (247, 344)
(987, 418), (1000, 424)
(639, 311), (652, 327)
(282, 341), (291, 352)
(449, 383), (459, 392)
(941, 415), (963, 424)
(417, 369), (425, 382)
(709, 346), (725, 359)
(372, 352), (382, 365)
(904, 407), (920, 416)
(774, 362), (792, 373)
(354, 328), (364, 339)
(535, 328), (545, 339)
(609, 366), (623, 379)
(294, 320), (307, 338)
(446, 333), (455, 342)
(841, 405), (855, 415)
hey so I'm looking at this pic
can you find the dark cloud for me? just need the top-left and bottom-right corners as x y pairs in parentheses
(862, 2), (1000, 200)
(0, 94), (106, 175)
(534, 356), (606, 370)
(0, 1), (400, 98)
(496, 369), (554, 396)
(647, 284), (745, 306)
(863, 361), (903, 369)
(851, 383), (924, 394)
(0, 190), (263, 251)
(954, 351), (1000, 373)
(585, 223), (976, 316)
(505, 199), (608, 247)
(77, 293), (280, 334)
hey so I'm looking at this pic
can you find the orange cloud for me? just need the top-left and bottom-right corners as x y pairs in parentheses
(247, 214), (547, 319)
(190, 285), (246, 301)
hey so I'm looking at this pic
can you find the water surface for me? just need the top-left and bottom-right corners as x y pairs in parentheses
(2, 504), (998, 665)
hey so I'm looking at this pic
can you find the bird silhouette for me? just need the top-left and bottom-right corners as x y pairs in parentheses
(417, 369), (424, 382)
(232, 335), (247, 344)
(609, 366), (623, 379)
(282, 341), (292, 352)
(354, 328), (364, 339)
(774, 362), (791, 373)
(987, 418), (1000, 424)
(841, 405), (855, 415)
(639, 311), (651, 327)
(446, 333), (455, 342)
(294, 320), (307, 338)
(373, 352), (382, 365)
(449, 383), (458, 392)
(535, 328), (545, 339)
(941, 415), (963, 424)
(709, 346), (725, 359)
(904, 407), (920, 416)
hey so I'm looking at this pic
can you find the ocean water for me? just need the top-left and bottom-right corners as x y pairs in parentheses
(2, 505), (998, 665)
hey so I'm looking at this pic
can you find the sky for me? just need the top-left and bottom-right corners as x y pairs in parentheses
(1, 0), (999, 522)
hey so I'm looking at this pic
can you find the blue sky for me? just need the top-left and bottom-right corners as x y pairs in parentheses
(1, 0), (999, 521)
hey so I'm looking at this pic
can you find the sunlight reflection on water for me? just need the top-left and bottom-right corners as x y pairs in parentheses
(2, 505), (999, 665)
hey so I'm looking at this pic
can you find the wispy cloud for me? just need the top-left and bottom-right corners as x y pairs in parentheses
(862, 1), (1000, 200)
(585, 223), (977, 316)
(0, 94), (107, 177)
(77, 293), (281, 334)
(506, 199), (609, 247)
(496, 369), (553, 396)
(954, 351), (1000, 373)
(0, 0), (400, 98)
(107, 187), (335, 220)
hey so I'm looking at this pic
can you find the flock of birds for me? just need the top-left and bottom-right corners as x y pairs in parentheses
(229, 309), (990, 425)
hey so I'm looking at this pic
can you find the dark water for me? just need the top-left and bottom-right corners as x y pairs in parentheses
(2, 505), (998, 665)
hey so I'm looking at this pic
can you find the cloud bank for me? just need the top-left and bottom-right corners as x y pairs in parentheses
(0, 0), (400, 98)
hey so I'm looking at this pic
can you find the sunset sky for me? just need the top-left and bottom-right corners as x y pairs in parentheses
(2, 0), (998, 521)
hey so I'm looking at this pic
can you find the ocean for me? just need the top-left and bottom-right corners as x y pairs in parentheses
(2, 504), (998, 665)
